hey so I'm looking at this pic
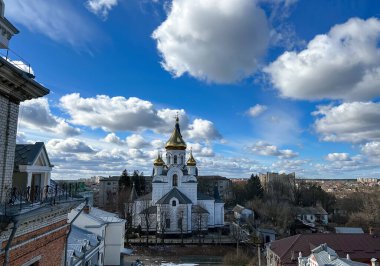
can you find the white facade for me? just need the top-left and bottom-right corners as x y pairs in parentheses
(133, 118), (224, 234)
(68, 205), (126, 266)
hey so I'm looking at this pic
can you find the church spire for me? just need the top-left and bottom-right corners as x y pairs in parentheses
(165, 116), (187, 150)
(186, 148), (196, 166)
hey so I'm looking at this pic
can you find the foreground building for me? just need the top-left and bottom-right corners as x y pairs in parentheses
(68, 204), (126, 266)
(132, 117), (224, 235)
(0, 2), (83, 265)
(298, 243), (369, 266)
(267, 234), (380, 266)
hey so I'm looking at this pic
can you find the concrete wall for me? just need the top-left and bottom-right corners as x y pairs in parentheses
(0, 94), (19, 202)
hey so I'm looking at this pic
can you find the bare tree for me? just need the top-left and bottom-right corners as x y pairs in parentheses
(192, 204), (208, 245)
(230, 222), (245, 256)
(158, 205), (169, 245)
(139, 200), (154, 245)
(179, 210), (184, 246)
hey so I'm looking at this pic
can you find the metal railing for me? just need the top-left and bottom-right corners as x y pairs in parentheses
(0, 47), (34, 77)
(2, 182), (83, 216)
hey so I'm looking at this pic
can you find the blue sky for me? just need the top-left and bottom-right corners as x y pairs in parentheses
(5, 0), (380, 179)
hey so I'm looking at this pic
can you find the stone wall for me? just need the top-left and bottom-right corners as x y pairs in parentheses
(0, 94), (19, 203)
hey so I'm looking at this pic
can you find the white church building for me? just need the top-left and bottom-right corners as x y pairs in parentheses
(130, 117), (224, 235)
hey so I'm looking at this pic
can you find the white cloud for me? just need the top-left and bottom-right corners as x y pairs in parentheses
(126, 134), (149, 149)
(47, 138), (95, 154)
(20, 98), (80, 137)
(325, 153), (352, 161)
(60, 93), (221, 142)
(5, 0), (97, 48)
(187, 119), (221, 142)
(187, 142), (215, 157)
(103, 133), (122, 145)
(313, 102), (380, 143)
(4, 59), (34, 75)
(152, 0), (270, 83)
(271, 159), (306, 173)
(361, 141), (380, 163)
(247, 104), (267, 117)
(60, 93), (163, 132)
(249, 141), (298, 159)
(86, 0), (118, 20)
(265, 18), (380, 101)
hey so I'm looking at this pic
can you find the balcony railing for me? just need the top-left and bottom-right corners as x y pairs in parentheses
(0, 47), (34, 78)
(2, 181), (83, 216)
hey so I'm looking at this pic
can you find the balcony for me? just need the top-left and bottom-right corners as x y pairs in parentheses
(1, 180), (84, 218)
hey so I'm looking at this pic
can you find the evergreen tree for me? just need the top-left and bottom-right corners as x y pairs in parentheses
(246, 174), (264, 200)
(119, 169), (131, 189)
(132, 170), (141, 195)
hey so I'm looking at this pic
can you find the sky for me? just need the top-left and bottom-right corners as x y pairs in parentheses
(4, 0), (380, 180)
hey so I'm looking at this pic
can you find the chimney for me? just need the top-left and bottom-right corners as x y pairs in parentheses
(83, 205), (91, 214)
(371, 258), (379, 266)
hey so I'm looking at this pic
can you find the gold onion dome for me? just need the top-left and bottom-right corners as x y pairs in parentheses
(187, 149), (196, 166)
(165, 117), (187, 150)
(153, 153), (165, 166)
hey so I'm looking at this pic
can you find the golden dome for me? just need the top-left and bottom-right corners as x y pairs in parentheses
(187, 149), (196, 166)
(165, 117), (187, 150)
(153, 153), (165, 166)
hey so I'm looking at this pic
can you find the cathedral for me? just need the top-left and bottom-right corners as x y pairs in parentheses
(131, 117), (224, 235)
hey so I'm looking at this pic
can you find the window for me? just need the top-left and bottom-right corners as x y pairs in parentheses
(173, 174), (178, 187)
(174, 155), (177, 164)
(172, 200), (176, 206)
(166, 218), (170, 228)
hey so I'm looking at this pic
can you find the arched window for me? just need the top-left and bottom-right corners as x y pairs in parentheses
(168, 155), (171, 164)
(173, 174), (178, 187)
(172, 200), (176, 206)
(174, 155), (177, 164)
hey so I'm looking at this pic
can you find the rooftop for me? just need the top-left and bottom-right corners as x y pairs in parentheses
(269, 234), (380, 265)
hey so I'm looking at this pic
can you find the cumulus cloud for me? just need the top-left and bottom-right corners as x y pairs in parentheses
(325, 153), (352, 161)
(20, 98), (80, 137)
(103, 133), (122, 145)
(60, 93), (221, 142)
(271, 159), (306, 173)
(5, 0), (97, 48)
(85, 0), (118, 20)
(187, 119), (221, 142)
(4, 59), (34, 75)
(265, 18), (380, 101)
(60, 93), (163, 132)
(152, 0), (270, 83)
(187, 142), (215, 157)
(247, 104), (267, 117)
(126, 134), (149, 149)
(47, 138), (95, 154)
(361, 141), (380, 163)
(249, 141), (298, 159)
(313, 102), (380, 143)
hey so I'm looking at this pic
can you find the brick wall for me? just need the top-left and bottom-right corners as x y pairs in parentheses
(0, 220), (69, 266)
(0, 94), (19, 203)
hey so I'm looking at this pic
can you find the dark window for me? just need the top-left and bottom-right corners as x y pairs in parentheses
(172, 200), (176, 206)
(174, 155), (177, 164)
(173, 174), (178, 186)
(166, 218), (170, 228)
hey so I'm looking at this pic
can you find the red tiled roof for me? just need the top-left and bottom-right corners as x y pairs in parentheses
(269, 234), (380, 265)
